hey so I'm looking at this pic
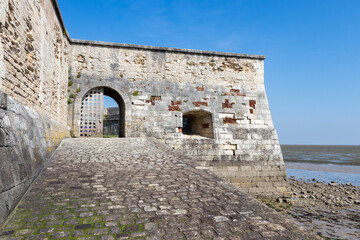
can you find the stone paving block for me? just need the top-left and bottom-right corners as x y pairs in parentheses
(78, 237), (97, 240)
(51, 231), (71, 239)
(116, 233), (129, 239)
(37, 227), (55, 234)
(0, 237), (22, 240)
(108, 226), (120, 234)
(72, 229), (85, 237)
(64, 218), (79, 225)
(99, 235), (116, 240)
(45, 220), (63, 227)
(56, 225), (73, 231)
(87, 227), (109, 235)
(79, 212), (94, 218)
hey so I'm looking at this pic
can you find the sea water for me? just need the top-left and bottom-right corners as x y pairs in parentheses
(281, 145), (360, 186)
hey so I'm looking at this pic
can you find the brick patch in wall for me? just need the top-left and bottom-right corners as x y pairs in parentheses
(230, 89), (246, 96)
(193, 101), (208, 107)
(249, 100), (256, 109)
(222, 89), (246, 96)
(223, 117), (237, 124)
(169, 100), (182, 111)
(196, 86), (204, 91)
(222, 99), (233, 108)
(169, 105), (181, 111)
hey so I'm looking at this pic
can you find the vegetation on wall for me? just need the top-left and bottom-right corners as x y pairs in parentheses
(132, 91), (139, 96)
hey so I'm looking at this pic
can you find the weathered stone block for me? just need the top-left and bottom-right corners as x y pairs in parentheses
(0, 128), (6, 146)
(227, 166), (238, 172)
(0, 92), (7, 110)
(221, 171), (236, 178)
(261, 166), (272, 171)
(236, 181), (252, 188)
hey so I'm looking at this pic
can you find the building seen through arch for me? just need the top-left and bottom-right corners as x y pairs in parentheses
(103, 107), (120, 136)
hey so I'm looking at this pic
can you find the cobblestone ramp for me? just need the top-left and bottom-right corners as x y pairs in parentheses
(0, 138), (318, 240)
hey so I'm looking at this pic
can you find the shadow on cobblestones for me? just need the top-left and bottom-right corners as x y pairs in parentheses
(0, 138), (318, 239)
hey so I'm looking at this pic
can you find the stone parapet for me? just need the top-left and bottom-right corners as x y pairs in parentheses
(71, 39), (265, 60)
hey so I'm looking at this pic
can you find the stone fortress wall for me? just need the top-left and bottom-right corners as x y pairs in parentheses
(0, 0), (288, 227)
(67, 41), (288, 197)
(0, 0), (70, 225)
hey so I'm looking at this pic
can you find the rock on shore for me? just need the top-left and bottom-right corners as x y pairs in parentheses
(286, 178), (360, 240)
(289, 177), (360, 207)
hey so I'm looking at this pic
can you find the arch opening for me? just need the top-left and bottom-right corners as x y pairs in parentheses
(182, 110), (214, 138)
(79, 87), (125, 138)
(103, 98), (119, 137)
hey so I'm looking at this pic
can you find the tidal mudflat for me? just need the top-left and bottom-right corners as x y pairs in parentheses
(276, 145), (360, 239)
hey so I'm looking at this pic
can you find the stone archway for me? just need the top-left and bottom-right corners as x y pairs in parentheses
(79, 87), (125, 138)
(73, 84), (129, 138)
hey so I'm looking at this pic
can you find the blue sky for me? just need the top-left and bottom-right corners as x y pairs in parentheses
(59, 0), (360, 145)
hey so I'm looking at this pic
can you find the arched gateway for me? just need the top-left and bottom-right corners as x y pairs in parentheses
(78, 87), (125, 137)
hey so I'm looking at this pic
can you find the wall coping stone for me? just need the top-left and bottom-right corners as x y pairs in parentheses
(70, 39), (266, 59)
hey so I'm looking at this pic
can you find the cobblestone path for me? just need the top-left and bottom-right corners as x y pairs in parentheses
(0, 138), (317, 240)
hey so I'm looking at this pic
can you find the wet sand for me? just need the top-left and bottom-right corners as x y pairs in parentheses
(285, 162), (360, 186)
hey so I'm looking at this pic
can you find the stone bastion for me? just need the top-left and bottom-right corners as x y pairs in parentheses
(0, 0), (288, 225)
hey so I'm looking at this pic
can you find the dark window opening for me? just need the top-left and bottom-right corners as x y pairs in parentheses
(182, 110), (214, 138)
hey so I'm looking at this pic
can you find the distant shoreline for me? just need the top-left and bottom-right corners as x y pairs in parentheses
(285, 162), (360, 174)
(284, 159), (360, 166)
(281, 145), (360, 167)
